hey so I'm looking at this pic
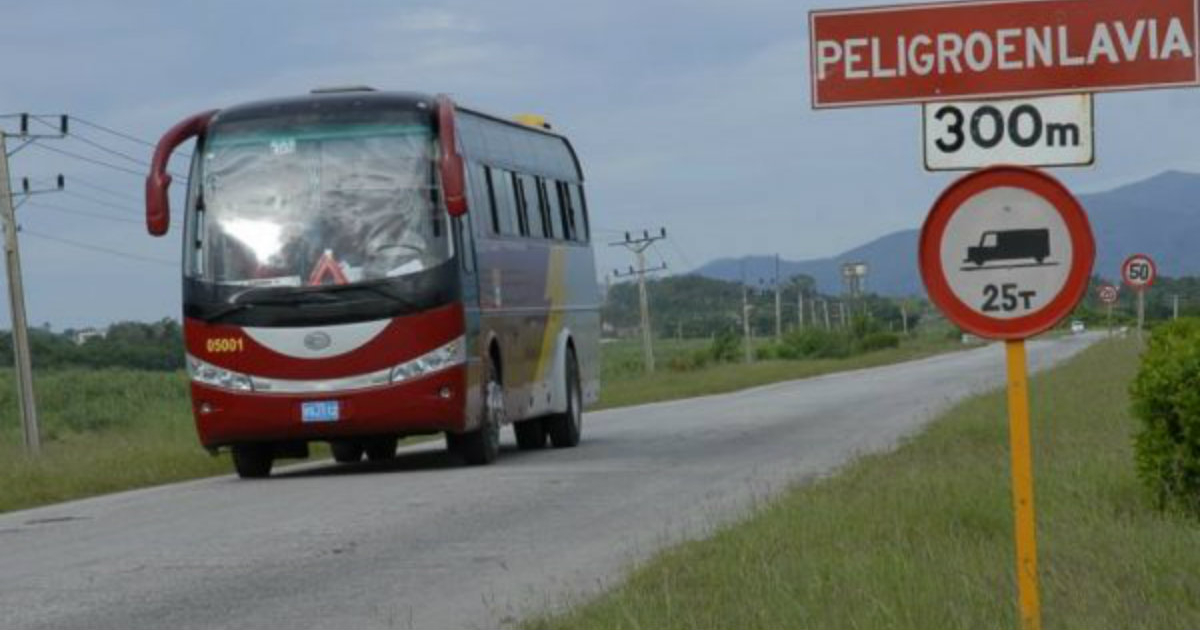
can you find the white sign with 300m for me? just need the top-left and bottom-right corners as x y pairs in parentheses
(923, 94), (1094, 171)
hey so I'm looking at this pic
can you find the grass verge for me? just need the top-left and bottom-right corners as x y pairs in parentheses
(527, 339), (1200, 630)
(0, 369), (230, 513)
(595, 334), (967, 410)
(0, 333), (967, 514)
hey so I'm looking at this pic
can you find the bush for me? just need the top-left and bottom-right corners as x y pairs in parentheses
(856, 332), (900, 352)
(780, 328), (851, 359)
(667, 349), (711, 372)
(1130, 318), (1200, 514)
(755, 344), (777, 361)
(709, 330), (741, 364)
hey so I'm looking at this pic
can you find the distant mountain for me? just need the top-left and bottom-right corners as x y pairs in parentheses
(694, 170), (1200, 296)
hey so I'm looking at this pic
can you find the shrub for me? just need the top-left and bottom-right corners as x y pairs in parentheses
(1130, 318), (1200, 514)
(709, 330), (741, 364)
(780, 328), (851, 359)
(668, 349), (711, 372)
(857, 332), (900, 352)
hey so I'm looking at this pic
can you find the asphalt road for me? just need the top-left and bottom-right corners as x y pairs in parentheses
(0, 334), (1098, 630)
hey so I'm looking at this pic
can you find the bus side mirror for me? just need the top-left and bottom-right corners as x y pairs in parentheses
(436, 95), (468, 217)
(145, 110), (218, 236)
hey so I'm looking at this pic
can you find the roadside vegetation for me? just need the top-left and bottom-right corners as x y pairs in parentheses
(1130, 318), (1200, 515)
(0, 319), (967, 513)
(527, 339), (1200, 630)
(0, 369), (227, 513)
(596, 322), (966, 409)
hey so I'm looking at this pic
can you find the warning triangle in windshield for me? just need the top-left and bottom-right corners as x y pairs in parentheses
(307, 250), (349, 286)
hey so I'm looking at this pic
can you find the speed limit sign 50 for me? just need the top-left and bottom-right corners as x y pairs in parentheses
(1122, 254), (1157, 289)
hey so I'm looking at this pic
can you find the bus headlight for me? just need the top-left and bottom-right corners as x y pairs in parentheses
(391, 336), (466, 384)
(187, 355), (254, 391)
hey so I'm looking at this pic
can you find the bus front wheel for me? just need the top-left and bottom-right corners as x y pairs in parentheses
(231, 443), (273, 479)
(454, 359), (502, 465)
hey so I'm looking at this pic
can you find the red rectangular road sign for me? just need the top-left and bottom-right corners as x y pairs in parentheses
(810, 0), (1200, 108)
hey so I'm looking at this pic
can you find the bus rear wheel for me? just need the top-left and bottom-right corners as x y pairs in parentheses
(455, 359), (502, 465)
(364, 437), (398, 462)
(331, 441), (364, 464)
(514, 418), (546, 450)
(231, 443), (273, 479)
(546, 348), (582, 448)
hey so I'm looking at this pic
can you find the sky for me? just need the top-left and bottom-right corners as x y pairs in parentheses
(2, 0), (1200, 329)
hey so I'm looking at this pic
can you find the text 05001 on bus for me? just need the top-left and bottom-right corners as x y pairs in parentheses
(145, 87), (601, 478)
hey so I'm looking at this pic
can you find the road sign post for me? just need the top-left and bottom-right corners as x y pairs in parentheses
(1121, 254), (1157, 341)
(920, 166), (1094, 630)
(1098, 285), (1119, 337)
(1005, 339), (1040, 630)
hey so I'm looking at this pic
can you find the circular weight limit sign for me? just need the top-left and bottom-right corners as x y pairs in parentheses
(1098, 285), (1119, 304)
(920, 166), (1095, 340)
(1121, 254), (1157, 289)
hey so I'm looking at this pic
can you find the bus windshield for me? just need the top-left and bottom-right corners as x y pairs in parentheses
(189, 112), (450, 289)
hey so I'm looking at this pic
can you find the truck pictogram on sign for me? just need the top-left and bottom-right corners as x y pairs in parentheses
(963, 228), (1052, 269)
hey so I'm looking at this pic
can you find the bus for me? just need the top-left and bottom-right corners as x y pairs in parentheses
(144, 87), (601, 478)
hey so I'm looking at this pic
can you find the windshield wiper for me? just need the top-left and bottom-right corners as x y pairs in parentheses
(202, 302), (256, 323)
(314, 282), (420, 310)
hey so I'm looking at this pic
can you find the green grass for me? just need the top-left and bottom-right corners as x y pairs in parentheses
(0, 369), (232, 513)
(528, 339), (1200, 630)
(595, 332), (967, 410)
(0, 330), (965, 514)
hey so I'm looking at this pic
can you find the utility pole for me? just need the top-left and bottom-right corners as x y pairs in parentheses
(774, 255), (782, 341)
(822, 299), (831, 330)
(610, 228), (667, 374)
(0, 115), (68, 455)
(797, 288), (805, 330)
(838, 302), (847, 329)
(1173, 294), (1179, 320)
(742, 284), (752, 363)
(900, 302), (909, 335)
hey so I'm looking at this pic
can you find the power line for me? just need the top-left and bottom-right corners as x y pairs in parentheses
(58, 175), (139, 203)
(28, 142), (145, 177)
(20, 177), (140, 214)
(31, 116), (185, 179)
(60, 189), (140, 215)
(68, 115), (192, 159)
(667, 237), (695, 270)
(20, 228), (176, 267)
(650, 241), (677, 274)
(24, 201), (142, 225)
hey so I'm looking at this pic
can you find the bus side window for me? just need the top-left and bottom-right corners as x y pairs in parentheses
(475, 164), (499, 235)
(454, 213), (476, 273)
(569, 184), (590, 243)
(491, 168), (519, 236)
(511, 172), (528, 236)
(557, 182), (577, 242)
(516, 174), (543, 239)
(542, 178), (566, 240)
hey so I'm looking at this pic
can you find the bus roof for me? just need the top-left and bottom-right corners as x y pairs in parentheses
(209, 90), (583, 183)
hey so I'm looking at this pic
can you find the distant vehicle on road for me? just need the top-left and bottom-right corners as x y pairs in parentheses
(145, 87), (601, 478)
(964, 228), (1050, 266)
(1070, 320), (1085, 334)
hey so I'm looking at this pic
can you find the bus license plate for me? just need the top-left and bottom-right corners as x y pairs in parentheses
(301, 401), (339, 423)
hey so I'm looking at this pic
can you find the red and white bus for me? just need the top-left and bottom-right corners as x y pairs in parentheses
(145, 87), (601, 478)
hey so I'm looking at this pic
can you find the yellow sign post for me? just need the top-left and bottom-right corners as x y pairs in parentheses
(920, 168), (1093, 630)
(1005, 340), (1041, 630)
